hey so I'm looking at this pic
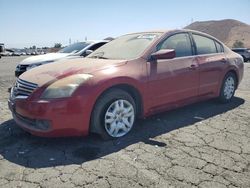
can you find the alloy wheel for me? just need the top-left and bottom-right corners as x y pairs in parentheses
(104, 99), (135, 137)
(223, 76), (235, 100)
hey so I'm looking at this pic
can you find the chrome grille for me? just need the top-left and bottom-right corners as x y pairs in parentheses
(13, 78), (38, 97)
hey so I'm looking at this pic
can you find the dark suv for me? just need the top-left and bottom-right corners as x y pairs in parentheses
(232, 48), (250, 62)
(0, 43), (4, 58)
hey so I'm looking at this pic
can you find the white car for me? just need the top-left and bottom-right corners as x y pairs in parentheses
(15, 40), (109, 77)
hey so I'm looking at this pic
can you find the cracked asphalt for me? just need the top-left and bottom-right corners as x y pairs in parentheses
(0, 56), (250, 188)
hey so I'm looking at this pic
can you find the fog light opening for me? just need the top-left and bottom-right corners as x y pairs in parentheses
(35, 120), (51, 130)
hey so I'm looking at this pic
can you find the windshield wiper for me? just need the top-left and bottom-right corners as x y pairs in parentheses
(90, 55), (109, 59)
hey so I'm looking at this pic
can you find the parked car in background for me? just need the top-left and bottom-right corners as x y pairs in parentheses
(31, 51), (37, 55)
(232, 48), (250, 62)
(15, 40), (109, 77)
(12, 51), (22, 56)
(9, 29), (244, 139)
(0, 43), (5, 58)
(0, 51), (12, 56)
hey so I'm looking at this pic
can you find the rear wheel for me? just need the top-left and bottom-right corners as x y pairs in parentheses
(91, 89), (136, 140)
(218, 72), (237, 103)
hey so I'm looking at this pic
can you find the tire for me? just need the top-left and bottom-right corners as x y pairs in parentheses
(218, 72), (237, 103)
(242, 56), (247, 62)
(90, 88), (136, 140)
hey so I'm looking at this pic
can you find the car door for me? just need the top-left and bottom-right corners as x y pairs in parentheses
(147, 33), (199, 109)
(191, 33), (227, 97)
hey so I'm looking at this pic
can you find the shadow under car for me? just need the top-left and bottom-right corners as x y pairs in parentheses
(0, 97), (245, 168)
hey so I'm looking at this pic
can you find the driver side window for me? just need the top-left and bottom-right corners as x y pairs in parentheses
(158, 33), (193, 58)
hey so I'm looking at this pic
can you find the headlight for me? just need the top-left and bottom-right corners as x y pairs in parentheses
(41, 74), (93, 99)
(16, 64), (20, 71)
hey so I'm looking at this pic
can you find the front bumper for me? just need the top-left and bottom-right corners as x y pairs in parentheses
(8, 96), (91, 137)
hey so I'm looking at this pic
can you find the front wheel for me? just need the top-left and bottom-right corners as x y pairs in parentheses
(218, 72), (237, 103)
(90, 89), (136, 140)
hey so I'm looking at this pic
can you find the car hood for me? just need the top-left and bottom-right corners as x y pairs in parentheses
(20, 53), (70, 65)
(19, 58), (127, 87)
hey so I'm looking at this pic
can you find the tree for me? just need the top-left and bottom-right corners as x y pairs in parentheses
(232, 40), (245, 48)
(54, 43), (62, 48)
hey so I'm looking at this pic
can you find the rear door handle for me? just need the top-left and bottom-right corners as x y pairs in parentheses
(189, 64), (198, 70)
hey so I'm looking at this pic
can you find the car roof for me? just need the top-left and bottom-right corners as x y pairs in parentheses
(87, 40), (110, 44)
(172, 29), (222, 40)
(232, 48), (249, 50)
(124, 29), (221, 40)
(127, 29), (225, 45)
(71, 40), (109, 45)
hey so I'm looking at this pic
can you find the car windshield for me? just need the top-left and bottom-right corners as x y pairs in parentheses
(58, 42), (90, 54)
(88, 33), (162, 60)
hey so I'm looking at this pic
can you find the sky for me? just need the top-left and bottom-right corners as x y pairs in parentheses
(1, 0), (250, 48)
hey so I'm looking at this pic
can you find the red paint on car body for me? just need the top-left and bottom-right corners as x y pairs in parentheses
(8, 29), (244, 137)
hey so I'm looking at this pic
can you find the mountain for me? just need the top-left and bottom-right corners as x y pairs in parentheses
(185, 19), (250, 48)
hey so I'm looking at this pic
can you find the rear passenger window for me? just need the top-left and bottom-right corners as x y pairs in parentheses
(215, 41), (223, 53)
(158, 33), (193, 57)
(193, 34), (217, 55)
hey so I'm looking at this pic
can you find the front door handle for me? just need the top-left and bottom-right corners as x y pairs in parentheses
(221, 58), (227, 63)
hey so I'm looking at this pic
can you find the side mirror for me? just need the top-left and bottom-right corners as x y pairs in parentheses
(85, 50), (94, 56)
(151, 49), (176, 60)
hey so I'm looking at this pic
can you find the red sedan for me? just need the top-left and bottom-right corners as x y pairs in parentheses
(8, 29), (244, 139)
